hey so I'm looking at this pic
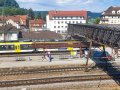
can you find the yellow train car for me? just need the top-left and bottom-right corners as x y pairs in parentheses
(0, 42), (33, 53)
(0, 41), (80, 54)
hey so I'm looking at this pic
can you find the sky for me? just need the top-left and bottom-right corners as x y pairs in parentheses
(16, 0), (120, 12)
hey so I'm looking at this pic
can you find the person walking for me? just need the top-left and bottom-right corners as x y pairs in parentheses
(48, 51), (52, 62)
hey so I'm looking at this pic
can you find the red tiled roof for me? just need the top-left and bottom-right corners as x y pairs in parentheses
(0, 16), (19, 22)
(0, 15), (27, 25)
(29, 19), (45, 27)
(19, 15), (27, 25)
(22, 30), (63, 40)
(48, 10), (87, 20)
(19, 15), (27, 20)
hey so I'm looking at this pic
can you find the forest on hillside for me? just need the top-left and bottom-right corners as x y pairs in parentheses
(0, 0), (47, 20)
(0, 0), (19, 8)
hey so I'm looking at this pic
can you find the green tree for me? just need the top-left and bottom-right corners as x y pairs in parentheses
(35, 12), (42, 19)
(28, 8), (35, 19)
(26, 16), (30, 27)
(93, 18), (100, 24)
(1, 7), (28, 16)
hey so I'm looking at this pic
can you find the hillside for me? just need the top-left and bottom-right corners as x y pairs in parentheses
(0, 0), (29, 16)
(87, 11), (101, 24)
(87, 11), (101, 19)
(34, 11), (48, 20)
(0, 0), (19, 8)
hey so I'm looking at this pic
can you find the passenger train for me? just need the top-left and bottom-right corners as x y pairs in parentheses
(0, 42), (80, 54)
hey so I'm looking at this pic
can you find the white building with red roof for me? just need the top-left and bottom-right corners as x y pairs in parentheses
(46, 10), (87, 34)
(29, 19), (45, 31)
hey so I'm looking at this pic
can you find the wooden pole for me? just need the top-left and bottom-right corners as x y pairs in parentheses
(80, 43), (83, 58)
(102, 45), (107, 71)
(85, 40), (92, 71)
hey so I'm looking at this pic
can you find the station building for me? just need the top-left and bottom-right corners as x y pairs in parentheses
(46, 10), (87, 34)
(100, 6), (120, 24)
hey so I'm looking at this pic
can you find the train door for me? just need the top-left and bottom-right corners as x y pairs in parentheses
(15, 43), (21, 53)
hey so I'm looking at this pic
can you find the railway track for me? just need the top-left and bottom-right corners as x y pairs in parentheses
(0, 66), (97, 76)
(0, 65), (120, 76)
(0, 73), (120, 87)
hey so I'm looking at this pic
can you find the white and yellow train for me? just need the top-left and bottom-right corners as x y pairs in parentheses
(0, 42), (80, 54)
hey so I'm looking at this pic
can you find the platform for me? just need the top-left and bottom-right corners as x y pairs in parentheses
(0, 55), (94, 68)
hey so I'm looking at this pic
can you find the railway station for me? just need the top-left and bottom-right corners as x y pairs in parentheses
(0, 24), (120, 90)
(0, 0), (120, 89)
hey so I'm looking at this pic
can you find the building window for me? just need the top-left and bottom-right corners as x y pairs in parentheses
(65, 26), (67, 28)
(61, 26), (63, 28)
(73, 21), (75, 23)
(58, 26), (60, 28)
(65, 21), (67, 23)
(54, 26), (56, 28)
(81, 16), (83, 19)
(58, 21), (60, 24)
(112, 10), (115, 14)
(55, 17), (58, 19)
(61, 21), (63, 23)
(57, 30), (60, 33)
(77, 17), (80, 19)
(117, 10), (120, 14)
(76, 21), (78, 23)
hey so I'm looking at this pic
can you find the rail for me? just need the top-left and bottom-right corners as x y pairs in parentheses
(0, 64), (119, 76)
(0, 73), (120, 87)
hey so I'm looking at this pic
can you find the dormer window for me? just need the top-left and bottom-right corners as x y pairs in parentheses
(117, 10), (120, 14)
(112, 10), (115, 14)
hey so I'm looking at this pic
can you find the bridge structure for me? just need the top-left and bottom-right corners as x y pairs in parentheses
(67, 24), (120, 67)
(67, 24), (120, 48)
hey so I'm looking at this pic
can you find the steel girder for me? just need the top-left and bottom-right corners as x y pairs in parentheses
(67, 24), (120, 48)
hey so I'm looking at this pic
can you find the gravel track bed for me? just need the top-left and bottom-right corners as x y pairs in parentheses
(0, 70), (105, 81)
(0, 80), (119, 90)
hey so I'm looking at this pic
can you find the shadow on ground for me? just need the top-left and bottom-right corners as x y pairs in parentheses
(92, 57), (120, 85)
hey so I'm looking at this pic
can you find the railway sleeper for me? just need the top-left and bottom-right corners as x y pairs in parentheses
(0, 75), (120, 87)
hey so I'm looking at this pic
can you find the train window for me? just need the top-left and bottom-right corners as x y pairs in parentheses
(0, 45), (14, 50)
(20, 44), (32, 50)
(0, 45), (5, 50)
